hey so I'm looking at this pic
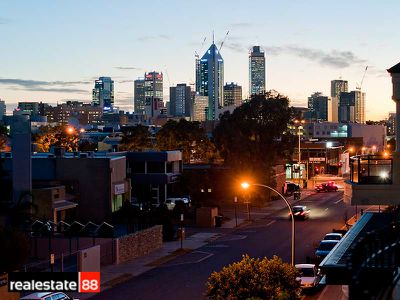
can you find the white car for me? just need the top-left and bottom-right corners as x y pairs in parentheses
(165, 198), (190, 211)
(295, 264), (322, 289)
(20, 292), (74, 300)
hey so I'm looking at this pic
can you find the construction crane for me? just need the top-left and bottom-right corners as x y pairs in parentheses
(194, 37), (207, 59)
(219, 30), (229, 52)
(356, 66), (368, 91)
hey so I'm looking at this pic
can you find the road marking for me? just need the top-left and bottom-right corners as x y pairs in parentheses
(162, 251), (214, 267)
(266, 220), (276, 227)
(324, 208), (329, 211)
(334, 199), (343, 204)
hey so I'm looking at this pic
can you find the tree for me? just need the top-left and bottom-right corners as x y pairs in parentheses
(214, 92), (295, 188)
(156, 119), (217, 163)
(0, 125), (9, 152)
(119, 125), (152, 151)
(206, 255), (301, 300)
(33, 125), (79, 152)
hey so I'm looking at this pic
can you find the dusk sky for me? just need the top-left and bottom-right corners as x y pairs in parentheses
(1, 0), (399, 120)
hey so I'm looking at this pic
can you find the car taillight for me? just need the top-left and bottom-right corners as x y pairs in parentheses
(300, 212), (304, 215)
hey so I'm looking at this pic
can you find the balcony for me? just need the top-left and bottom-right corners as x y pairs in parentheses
(344, 155), (400, 205)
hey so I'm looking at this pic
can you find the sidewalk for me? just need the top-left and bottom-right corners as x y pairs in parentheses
(74, 189), (315, 299)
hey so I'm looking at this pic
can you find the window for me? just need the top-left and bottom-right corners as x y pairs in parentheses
(112, 195), (123, 212)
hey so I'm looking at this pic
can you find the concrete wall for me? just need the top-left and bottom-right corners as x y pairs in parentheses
(78, 245), (100, 272)
(349, 124), (386, 151)
(344, 181), (400, 205)
(115, 225), (163, 264)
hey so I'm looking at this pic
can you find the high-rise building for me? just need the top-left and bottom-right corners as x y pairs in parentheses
(199, 43), (224, 120)
(17, 102), (39, 115)
(223, 82), (242, 107)
(331, 80), (348, 98)
(195, 54), (201, 93)
(144, 71), (164, 118)
(339, 91), (365, 123)
(134, 79), (145, 114)
(307, 92), (329, 121)
(249, 46), (266, 96)
(170, 84), (192, 117)
(191, 94), (208, 122)
(0, 100), (5, 121)
(92, 77), (114, 111)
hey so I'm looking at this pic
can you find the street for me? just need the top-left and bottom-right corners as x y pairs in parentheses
(93, 191), (354, 300)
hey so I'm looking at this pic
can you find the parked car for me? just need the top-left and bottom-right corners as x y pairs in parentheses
(315, 240), (339, 259)
(323, 233), (343, 241)
(165, 197), (191, 211)
(289, 205), (310, 220)
(295, 264), (322, 289)
(21, 292), (74, 300)
(315, 182), (338, 193)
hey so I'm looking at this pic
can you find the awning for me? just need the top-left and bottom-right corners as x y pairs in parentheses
(52, 200), (78, 211)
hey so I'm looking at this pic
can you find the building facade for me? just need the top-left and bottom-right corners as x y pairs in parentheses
(169, 84), (192, 117)
(92, 77), (114, 112)
(191, 94), (208, 121)
(43, 101), (103, 125)
(223, 82), (242, 107)
(331, 79), (348, 98)
(144, 71), (164, 118)
(134, 78), (146, 115)
(339, 91), (365, 123)
(249, 46), (266, 95)
(387, 112), (396, 136)
(199, 43), (224, 120)
(307, 92), (330, 121)
(0, 100), (6, 121)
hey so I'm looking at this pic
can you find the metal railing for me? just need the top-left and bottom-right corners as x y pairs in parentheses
(349, 155), (393, 184)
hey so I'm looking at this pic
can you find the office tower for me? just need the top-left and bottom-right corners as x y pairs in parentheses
(170, 84), (192, 117)
(339, 91), (365, 123)
(199, 43), (224, 120)
(307, 92), (329, 121)
(331, 80), (348, 98)
(144, 71), (164, 118)
(195, 54), (201, 93)
(192, 94), (208, 121)
(249, 46), (266, 96)
(0, 100), (6, 121)
(92, 77), (114, 111)
(134, 78), (146, 114)
(223, 82), (242, 107)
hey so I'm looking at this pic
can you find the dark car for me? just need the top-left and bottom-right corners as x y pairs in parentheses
(289, 205), (310, 220)
(284, 182), (300, 196)
(315, 240), (339, 259)
(315, 182), (338, 192)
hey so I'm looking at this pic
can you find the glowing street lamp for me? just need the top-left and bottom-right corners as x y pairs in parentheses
(66, 126), (75, 135)
(241, 181), (295, 265)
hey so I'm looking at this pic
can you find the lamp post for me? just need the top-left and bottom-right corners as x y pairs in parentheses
(294, 120), (305, 188)
(341, 147), (355, 175)
(241, 182), (295, 265)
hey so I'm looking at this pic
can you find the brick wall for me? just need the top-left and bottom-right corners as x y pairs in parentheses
(116, 225), (163, 264)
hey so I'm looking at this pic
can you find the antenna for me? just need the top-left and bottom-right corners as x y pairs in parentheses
(212, 30), (214, 44)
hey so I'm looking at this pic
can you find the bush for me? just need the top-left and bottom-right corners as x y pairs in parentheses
(206, 255), (301, 300)
(0, 228), (30, 272)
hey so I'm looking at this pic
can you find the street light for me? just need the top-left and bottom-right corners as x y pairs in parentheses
(294, 120), (305, 188)
(241, 182), (295, 265)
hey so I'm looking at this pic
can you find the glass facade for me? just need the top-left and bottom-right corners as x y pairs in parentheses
(92, 77), (114, 112)
(134, 79), (145, 114)
(249, 46), (266, 96)
(144, 72), (163, 118)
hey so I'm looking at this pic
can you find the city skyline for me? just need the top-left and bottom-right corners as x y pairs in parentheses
(0, 0), (399, 120)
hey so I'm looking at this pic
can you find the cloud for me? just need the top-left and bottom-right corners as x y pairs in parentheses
(0, 17), (10, 24)
(118, 80), (133, 83)
(230, 22), (254, 28)
(137, 34), (171, 42)
(114, 66), (141, 70)
(0, 78), (90, 93)
(263, 45), (367, 68)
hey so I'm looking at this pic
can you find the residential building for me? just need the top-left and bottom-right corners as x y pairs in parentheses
(134, 78), (145, 115)
(43, 101), (103, 125)
(331, 79), (348, 98)
(223, 82), (242, 107)
(92, 76), (114, 112)
(144, 71), (164, 118)
(191, 94), (208, 121)
(249, 46), (266, 95)
(17, 102), (40, 115)
(307, 92), (330, 121)
(169, 84), (192, 117)
(339, 91), (365, 123)
(0, 100), (6, 121)
(199, 43), (224, 120)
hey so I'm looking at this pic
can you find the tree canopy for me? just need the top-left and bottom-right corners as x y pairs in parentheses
(206, 254), (301, 300)
(214, 92), (295, 185)
(33, 125), (79, 152)
(156, 119), (217, 163)
(0, 228), (30, 273)
(119, 125), (152, 151)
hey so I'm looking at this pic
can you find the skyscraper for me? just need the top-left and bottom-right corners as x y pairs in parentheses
(170, 84), (192, 117)
(331, 79), (348, 98)
(307, 92), (329, 121)
(144, 71), (163, 118)
(223, 82), (242, 107)
(339, 91), (365, 123)
(199, 43), (224, 120)
(134, 78), (145, 114)
(92, 77), (114, 111)
(195, 54), (201, 93)
(191, 94), (208, 121)
(0, 99), (5, 121)
(249, 46), (266, 96)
